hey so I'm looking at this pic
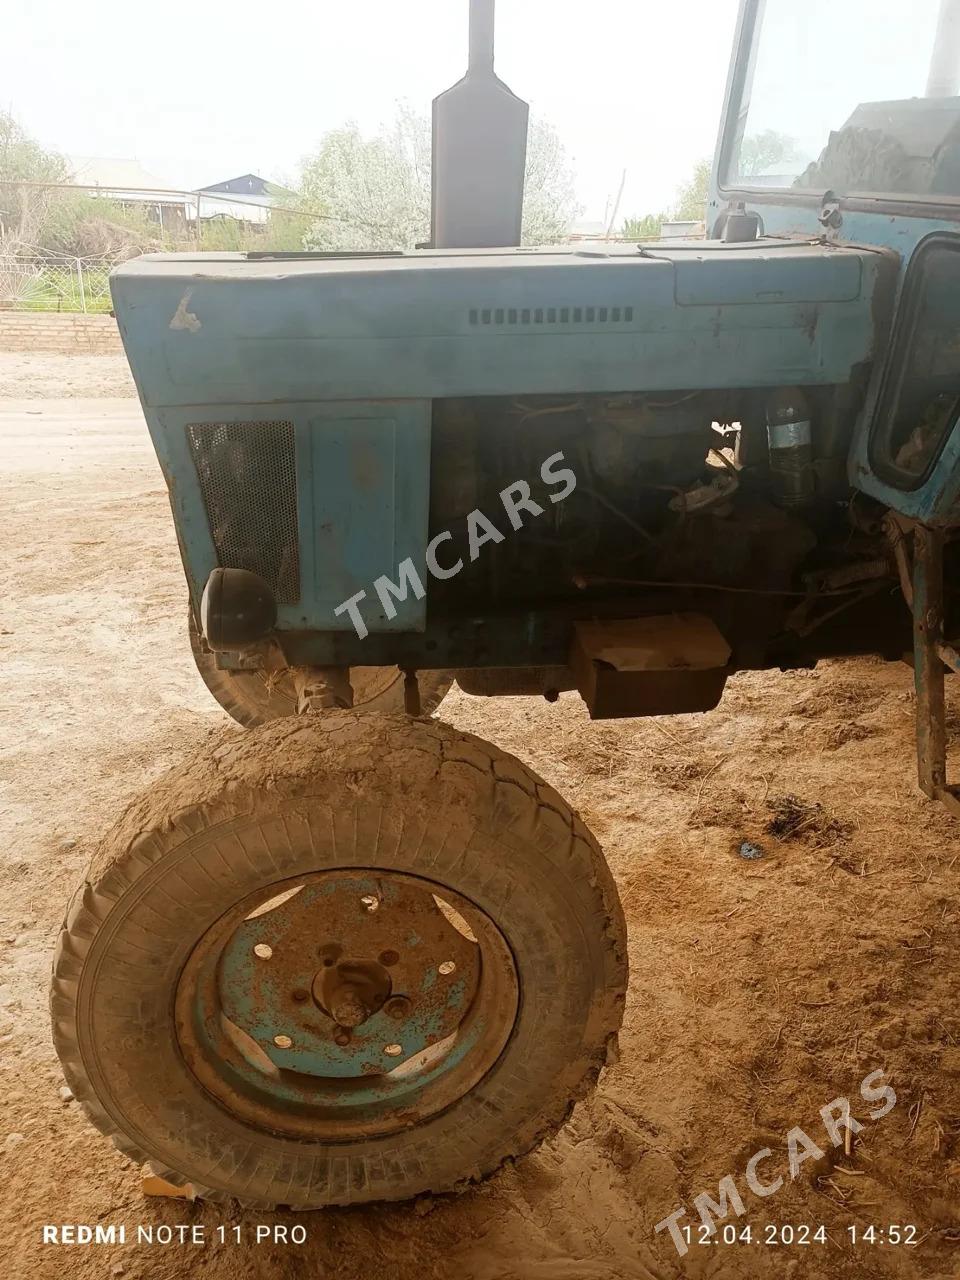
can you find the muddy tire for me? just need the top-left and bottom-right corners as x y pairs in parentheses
(189, 614), (452, 727)
(51, 713), (626, 1209)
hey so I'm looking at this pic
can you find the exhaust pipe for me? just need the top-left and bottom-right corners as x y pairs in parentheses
(430, 0), (530, 249)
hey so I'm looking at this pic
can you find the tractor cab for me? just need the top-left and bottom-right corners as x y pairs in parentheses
(711, 0), (960, 813)
(713, 0), (960, 521)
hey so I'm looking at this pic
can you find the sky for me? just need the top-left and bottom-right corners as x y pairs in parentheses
(5, 0), (741, 224)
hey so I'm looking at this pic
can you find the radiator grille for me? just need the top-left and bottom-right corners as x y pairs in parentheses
(186, 421), (300, 604)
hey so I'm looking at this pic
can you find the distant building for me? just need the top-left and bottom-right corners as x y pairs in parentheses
(195, 174), (294, 226)
(660, 220), (705, 239)
(63, 162), (295, 238)
(569, 219), (609, 240)
(67, 156), (190, 232)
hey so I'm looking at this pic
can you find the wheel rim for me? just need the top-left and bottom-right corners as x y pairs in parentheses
(175, 871), (519, 1141)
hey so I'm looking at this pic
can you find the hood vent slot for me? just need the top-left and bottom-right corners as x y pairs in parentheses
(468, 305), (634, 327)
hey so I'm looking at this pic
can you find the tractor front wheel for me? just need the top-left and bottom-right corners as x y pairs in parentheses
(51, 713), (626, 1208)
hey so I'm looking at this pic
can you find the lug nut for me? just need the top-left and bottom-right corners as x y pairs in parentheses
(254, 943), (273, 959)
(384, 996), (411, 1021)
(273, 1034), (293, 1049)
(333, 1029), (351, 1047)
(384, 1043), (403, 1057)
(291, 988), (310, 1003)
(438, 960), (456, 975)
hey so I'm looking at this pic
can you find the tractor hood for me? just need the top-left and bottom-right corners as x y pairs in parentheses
(111, 240), (894, 409)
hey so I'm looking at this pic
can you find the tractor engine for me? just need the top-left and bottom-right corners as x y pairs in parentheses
(430, 389), (829, 612)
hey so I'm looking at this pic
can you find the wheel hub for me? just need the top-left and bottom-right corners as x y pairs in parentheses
(175, 870), (518, 1140)
(315, 962), (387, 1028)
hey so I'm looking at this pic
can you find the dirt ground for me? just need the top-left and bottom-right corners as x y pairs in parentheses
(2, 356), (960, 1280)
(0, 350), (135, 398)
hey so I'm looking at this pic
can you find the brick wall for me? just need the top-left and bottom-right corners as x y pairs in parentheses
(0, 312), (123, 355)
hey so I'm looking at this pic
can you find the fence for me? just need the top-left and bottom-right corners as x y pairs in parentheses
(0, 256), (113, 314)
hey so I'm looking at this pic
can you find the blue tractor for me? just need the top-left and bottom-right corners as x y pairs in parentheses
(53, 0), (960, 1208)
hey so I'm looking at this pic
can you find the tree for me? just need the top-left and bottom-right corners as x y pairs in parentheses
(300, 106), (429, 252)
(674, 158), (711, 222)
(519, 118), (580, 245)
(197, 211), (316, 253)
(0, 112), (67, 250)
(739, 129), (800, 178)
(300, 105), (580, 251)
(39, 193), (165, 260)
(621, 158), (712, 239)
(620, 212), (667, 240)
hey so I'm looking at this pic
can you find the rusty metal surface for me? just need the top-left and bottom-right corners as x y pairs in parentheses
(911, 524), (960, 819)
(221, 876), (481, 1074)
(291, 666), (354, 712)
(913, 525), (947, 799)
(570, 614), (731, 719)
(174, 870), (519, 1141)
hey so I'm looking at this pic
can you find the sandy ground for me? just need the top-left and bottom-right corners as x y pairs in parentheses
(2, 358), (960, 1280)
(0, 351), (136, 399)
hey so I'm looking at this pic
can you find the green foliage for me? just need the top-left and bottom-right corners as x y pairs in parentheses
(300, 108), (429, 251)
(739, 129), (800, 177)
(17, 264), (113, 312)
(40, 193), (162, 259)
(0, 111), (67, 248)
(198, 211), (313, 252)
(620, 212), (666, 239)
(257, 189), (319, 251)
(300, 105), (580, 251)
(520, 118), (581, 246)
(0, 112), (65, 185)
(674, 158), (711, 222)
(621, 159), (711, 240)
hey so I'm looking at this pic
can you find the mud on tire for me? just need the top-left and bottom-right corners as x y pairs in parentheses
(50, 713), (627, 1209)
